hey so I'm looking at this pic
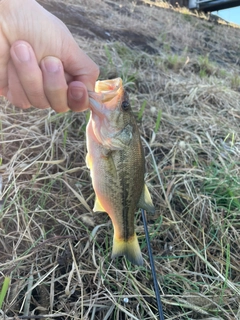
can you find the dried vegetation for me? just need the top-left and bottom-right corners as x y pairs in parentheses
(1, 0), (240, 319)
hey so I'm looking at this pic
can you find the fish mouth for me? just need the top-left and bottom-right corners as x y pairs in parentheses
(95, 78), (123, 99)
(88, 78), (124, 114)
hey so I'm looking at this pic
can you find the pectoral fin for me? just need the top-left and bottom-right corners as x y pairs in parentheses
(93, 196), (106, 212)
(138, 184), (155, 214)
(86, 153), (92, 170)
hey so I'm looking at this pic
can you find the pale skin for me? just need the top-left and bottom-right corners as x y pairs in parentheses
(0, 0), (99, 112)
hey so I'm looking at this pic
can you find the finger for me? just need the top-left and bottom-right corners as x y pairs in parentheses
(67, 81), (89, 112)
(7, 60), (31, 109)
(0, 31), (10, 96)
(41, 56), (69, 113)
(10, 41), (50, 109)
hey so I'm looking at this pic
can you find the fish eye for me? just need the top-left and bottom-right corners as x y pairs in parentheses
(121, 100), (130, 111)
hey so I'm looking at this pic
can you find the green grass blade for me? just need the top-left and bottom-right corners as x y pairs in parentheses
(0, 277), (10, 309)
(138, 100), (147, 120)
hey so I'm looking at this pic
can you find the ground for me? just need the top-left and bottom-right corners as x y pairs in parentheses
(0, 0), (240, 319)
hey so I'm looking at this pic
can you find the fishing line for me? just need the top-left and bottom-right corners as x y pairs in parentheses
(141, 208), (165, 320)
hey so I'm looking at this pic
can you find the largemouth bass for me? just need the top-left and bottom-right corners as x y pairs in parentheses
(86, 78), (155, 266)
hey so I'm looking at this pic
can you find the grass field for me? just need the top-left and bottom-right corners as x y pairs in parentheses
(1, 0), (240, 319)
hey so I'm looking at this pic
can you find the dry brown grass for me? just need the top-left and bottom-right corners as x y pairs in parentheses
(1, 0), (240, 319)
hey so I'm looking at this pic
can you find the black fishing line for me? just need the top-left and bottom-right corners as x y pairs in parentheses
(141, 209), (165, 320)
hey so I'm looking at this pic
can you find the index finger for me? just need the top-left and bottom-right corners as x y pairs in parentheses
(0, 32), (10, 96)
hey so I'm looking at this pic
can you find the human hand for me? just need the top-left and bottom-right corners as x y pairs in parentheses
(0, 0), (99, 112)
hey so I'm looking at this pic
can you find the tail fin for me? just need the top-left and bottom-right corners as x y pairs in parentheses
(111, 233), (143, 266)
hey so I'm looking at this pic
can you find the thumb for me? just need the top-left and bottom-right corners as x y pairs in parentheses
(62, 42), (99, 92)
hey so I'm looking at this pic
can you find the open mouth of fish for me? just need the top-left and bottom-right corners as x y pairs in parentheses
(88, 78), (124, 112)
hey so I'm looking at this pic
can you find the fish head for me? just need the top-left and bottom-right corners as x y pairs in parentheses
(89, 78), (135, 150)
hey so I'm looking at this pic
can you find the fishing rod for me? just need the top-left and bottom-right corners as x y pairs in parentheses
(141, 208), (165, 320)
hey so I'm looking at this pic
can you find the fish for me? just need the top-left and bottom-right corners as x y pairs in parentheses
(86, 78), (155, 266)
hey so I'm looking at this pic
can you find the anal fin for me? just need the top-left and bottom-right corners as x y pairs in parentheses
(138, 184), (155, 214)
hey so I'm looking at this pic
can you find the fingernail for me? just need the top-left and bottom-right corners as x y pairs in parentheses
(70, 85), (83, 101)
(42, 56), (61, 73)
(13, 44), (30, 62)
